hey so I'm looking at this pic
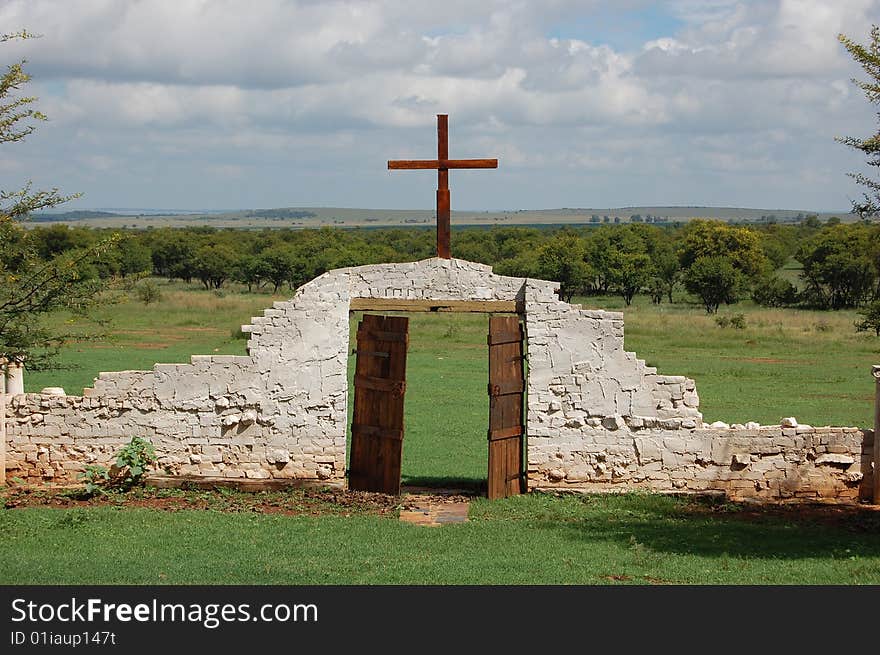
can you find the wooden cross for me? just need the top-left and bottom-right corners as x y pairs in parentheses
(387, 114), (498, 259)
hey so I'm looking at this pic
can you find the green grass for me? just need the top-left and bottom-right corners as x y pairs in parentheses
(26, 281), (285, 395)
(2, 493), (878, 584)
(609, 297), (875, 428)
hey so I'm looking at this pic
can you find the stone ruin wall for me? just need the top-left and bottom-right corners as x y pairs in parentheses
(2, 258), (874, 502)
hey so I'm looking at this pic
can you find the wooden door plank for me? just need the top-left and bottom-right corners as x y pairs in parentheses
(487, 315), (525, 499)
(349, 314), (409, 494)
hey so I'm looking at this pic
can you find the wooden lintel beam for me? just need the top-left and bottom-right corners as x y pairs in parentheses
(349, 298), (522, 314)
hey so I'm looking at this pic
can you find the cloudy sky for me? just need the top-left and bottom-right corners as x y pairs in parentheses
(1, 0), (878, 212)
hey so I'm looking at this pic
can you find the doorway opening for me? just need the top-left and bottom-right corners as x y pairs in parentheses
(345, 300), (526, 498)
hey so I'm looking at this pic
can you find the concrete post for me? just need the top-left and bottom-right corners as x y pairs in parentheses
(6, 360), (23, 396)
(873, 365), (880, 504)
(0, 358), (5, 486)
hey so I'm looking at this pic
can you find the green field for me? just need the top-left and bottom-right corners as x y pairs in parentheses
(2, 493), (879, 584)
(6, 279), (880, 584)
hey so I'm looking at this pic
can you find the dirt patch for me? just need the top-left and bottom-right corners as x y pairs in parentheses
(1, 486), (404, 518)
(686, 497), (880, 532)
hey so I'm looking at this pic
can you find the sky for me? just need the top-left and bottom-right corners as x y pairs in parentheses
(1, 0), (879, 213)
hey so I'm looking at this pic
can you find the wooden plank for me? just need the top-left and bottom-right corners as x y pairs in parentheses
(356, 328), (408, 343)
(351, 349), (389, 358)
(349, 314), (408, 495)
(487, 331), (522, 345)
(487, 315), (525, 499)
(352, 424), (404, 442)
(387, 158), (499, 170)
(488, 425), (523, 441)
(443, 159), (498, 169)
(349, 298), (522, 314)
(488, 381), (524, 396)
(388, 159), (440, 169)
(354, 375), (406, 395)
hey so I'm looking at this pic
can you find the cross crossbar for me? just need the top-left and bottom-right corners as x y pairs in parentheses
(387, 114), (498, 258)
(388, 159), (498, 170)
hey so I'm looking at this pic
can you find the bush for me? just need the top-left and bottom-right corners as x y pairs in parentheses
(115, 436), (157, 489)
(135, 280), (163, 305)
(856, 301), (880, 336)
(75, 437), (157, 496)
(751, 275), (798, 307)
(77, 464), (110, 497)
(715, 313), (746, 329)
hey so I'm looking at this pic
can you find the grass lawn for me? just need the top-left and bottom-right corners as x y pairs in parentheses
(6, 278), (880, 584)
(2, 492), (879, 584)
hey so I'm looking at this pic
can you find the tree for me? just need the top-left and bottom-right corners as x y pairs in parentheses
(796, 225), (876, 308)
(536, 232), (590, 302)
(193, 243), (238, 289)
(838, 26), (880, 218)
(683, 256), (743, 313)
(678, 220), (769, 279)
(255, 245), (297, 293)
(1, 31), (118, 368)
(608, 251), (651, 305)
(651, 244), (681, 303)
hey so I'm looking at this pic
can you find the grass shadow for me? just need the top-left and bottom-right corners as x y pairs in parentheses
(400, 475), (485, 495)
(508, 493), (880, 560)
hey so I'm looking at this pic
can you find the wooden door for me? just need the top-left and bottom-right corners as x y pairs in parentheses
(349, 314), (409, 494)
(487, 315), (525, 499)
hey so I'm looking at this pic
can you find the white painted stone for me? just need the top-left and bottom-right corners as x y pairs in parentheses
(781, 417), (798, 428)
(40, 387), (65, 396)
(745, 421), (760, 429)
(267, 449), (290, 464)
(709, 421), (730, 429)
(815, 453), (855, 466)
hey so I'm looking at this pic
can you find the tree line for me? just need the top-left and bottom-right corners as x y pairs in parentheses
(15, 217), (880, 314)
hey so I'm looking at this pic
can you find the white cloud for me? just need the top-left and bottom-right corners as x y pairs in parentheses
(1, 0), (878, 210)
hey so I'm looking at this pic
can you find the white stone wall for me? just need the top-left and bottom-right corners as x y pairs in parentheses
(529, 422), (871, 502)
(2, 257), (872, 502)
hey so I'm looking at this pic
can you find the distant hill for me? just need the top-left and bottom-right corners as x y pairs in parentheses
(24, 205), (858, 229)
(29, 210), (124, 222)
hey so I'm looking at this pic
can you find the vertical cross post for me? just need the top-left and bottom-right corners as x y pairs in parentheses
(387, 114), (497, 259)
(436, 115), (451, 259)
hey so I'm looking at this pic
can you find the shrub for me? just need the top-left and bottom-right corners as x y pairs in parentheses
(115, 436), (157, 489)
(77, 464), (110, 497)
(729, 313), (747, 329)
(715, 313), (746, 329)
(856, 301), (880, 336)
(135, 280), (163, 305)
